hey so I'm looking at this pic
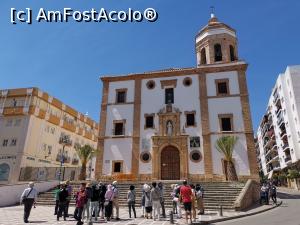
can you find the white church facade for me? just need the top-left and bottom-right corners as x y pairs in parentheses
(95, 14), (258, 181)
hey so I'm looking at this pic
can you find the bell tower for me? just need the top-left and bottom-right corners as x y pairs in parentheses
(196, 11), (239, 66)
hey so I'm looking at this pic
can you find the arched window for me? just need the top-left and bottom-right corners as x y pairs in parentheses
(230, 45), (236, 61)
(200, 48), (207, 65)
(214, 44), (222, 62)
(0, 163), (10, 181)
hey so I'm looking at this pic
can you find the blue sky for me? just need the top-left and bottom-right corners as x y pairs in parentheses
(1, 0), (300, 130)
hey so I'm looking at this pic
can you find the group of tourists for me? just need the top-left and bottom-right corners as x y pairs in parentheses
(53, 180), (205, 224)
(260, 180), (277, 205)
(53, 180), (120, 225)
(20, 180), (205, 224)
(141, 180), (205, 224)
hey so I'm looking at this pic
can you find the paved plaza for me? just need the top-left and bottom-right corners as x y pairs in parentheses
(2, 189), (300, 225)
(0, 202), (282, 225)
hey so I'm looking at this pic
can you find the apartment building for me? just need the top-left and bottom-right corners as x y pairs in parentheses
(0, 87), (98, 184)
(256, 65), (300, 176)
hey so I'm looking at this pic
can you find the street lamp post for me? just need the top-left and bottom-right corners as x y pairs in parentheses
(58, 134), (72, 182)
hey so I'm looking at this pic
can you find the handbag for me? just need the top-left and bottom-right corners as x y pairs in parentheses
(104, 192), (114, 207)
(22, 188), (33, 204)
(173, 197), (179, 202)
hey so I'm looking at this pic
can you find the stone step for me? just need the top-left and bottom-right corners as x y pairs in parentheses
(36, 181), (245, 211)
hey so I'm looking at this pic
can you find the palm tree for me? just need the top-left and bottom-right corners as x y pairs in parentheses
(75, 144), (95, 180)
(215, 136), (238, 181)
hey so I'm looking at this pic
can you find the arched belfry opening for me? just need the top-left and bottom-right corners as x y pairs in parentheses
(214, 44), (222, 62)
(200, 48), (207, 65)
(195, 11), (238, 66)
(230, 45), (236, 61)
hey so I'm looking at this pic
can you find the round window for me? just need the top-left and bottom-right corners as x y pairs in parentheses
(146, 80), (155, 90)
(140, 152), (151, 163)
(183, 77), (192, 87)
(190, 150), (202, 163)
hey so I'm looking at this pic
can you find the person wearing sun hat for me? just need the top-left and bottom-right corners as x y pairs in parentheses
(111, 181), (120, 220)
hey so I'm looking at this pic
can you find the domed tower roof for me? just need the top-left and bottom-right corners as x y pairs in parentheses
(195, 13), (239, 66)
(196, 14), (236, 42)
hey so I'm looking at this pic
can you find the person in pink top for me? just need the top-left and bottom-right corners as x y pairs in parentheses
(104, 184), (115, 221)
(180, 180), (192, 224)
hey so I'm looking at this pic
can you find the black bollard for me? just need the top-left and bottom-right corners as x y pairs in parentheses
(169, 210), (174, 224)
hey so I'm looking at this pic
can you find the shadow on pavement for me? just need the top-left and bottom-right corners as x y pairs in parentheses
(277, 192), (300, 199)
(29, 221), (47, 223)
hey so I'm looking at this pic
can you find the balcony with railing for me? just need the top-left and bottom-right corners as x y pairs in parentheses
(273, 90), (279, 103)
(277, 112), (284, 126)
(266, 152), (279, 165)
(265, 144), (278, 157)
(282, 142), (289, 151)
(56, 153), (71, 164)
(72, 158), (79, 165)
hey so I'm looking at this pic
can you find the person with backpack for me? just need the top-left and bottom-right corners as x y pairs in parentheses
(260, 183), (269, 205)
(190, 184), (197, 222)
(174, 184), (182, 219)
(98, 182), (107, 219)
(90, 182), (100, 221)
(83, 183), (92, 221)
(74, 183), (87, 225)
(270, 183), (277, 204)
(65, 180), (72, 217)
(53, 184), (61, 215)
(150, 182), (161, 221)
(195, 184), (204, 215)
(57, 183), (69, 221)
(112, 181), (120, 220)
(158, 182), (166, 218)
(20, 182), (38, 223)
(141, 184), (146, 218)
(144, 184), (152, 219)
(180, 180), (193, 224)
(171, 184), (178, 215)
(127, 185), (137, 218)
(104, 184), (115, 221)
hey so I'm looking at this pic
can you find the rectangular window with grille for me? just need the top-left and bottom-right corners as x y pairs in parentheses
(112, 161), (123, 173)
(186, 113), (195, 126)
(116, 89), (127, 103)
(215, 79), (230, 96)
(114, 122), (124, 135)
(145, 115), (154, 129)
(219, 114), (233, 132)
(165, 88), (174, 104)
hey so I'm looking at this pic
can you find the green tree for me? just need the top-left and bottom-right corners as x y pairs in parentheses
(215, 136), (239, 181)
(287, 169), (300, 179)
(75, 144), (95, 180)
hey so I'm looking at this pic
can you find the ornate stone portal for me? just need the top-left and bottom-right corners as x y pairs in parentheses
(152, 104), (189, 180)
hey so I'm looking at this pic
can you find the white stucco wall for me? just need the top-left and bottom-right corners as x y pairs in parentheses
(211, 134), (250, 175)
(0, 180), (58, 207)
(206, 71), (240, 97)
(208, 97), (244, 132)
(139, 74), (204, 174)
(102, 138), (132, 175)
(107, 80), (135, 103)
(105, 105), (134, 136)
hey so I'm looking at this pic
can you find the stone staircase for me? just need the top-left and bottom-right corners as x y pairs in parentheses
(36, 181), (245, 211)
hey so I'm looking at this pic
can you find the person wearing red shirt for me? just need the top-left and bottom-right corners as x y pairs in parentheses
(180, 180), (192, 224)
